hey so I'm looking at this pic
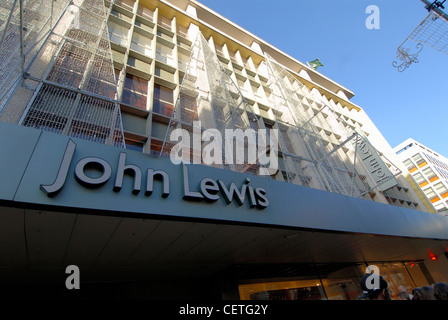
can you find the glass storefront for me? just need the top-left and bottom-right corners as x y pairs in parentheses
(239, 279), (327, 300)
(238, 263), (429, 300)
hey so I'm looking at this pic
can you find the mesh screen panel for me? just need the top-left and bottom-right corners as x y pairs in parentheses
(160, 33), (271, 175)
(0, 0), (124, 148)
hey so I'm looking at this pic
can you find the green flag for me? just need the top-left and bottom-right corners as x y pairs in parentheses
(307, 58), (324, 70)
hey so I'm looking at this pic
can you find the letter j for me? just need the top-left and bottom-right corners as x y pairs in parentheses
(40, 139), (76, 197)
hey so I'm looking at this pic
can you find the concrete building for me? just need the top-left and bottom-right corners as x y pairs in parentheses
(395, 138), (448, 216)
(0, 0), (447, 300)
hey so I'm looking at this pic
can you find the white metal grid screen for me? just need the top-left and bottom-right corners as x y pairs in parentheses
(160, 33), (271, 176)
(0, 0), (125, 148)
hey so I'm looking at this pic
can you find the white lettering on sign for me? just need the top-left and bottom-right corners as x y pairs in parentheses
(353, 130), (397, 191)
(40, 139), (269, 209)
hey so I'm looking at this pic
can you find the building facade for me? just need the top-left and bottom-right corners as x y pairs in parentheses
(0, 0), (434, 211)
(1, 0), (448, 300)
(395, 138), (448, 215)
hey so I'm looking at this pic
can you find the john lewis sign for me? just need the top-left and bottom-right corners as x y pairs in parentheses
(40, 140), (269, 209)
(354, 129), (397, 192)
(3, 122), (448, 241)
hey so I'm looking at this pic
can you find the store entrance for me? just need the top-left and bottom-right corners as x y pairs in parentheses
(252, 285), (323, 300)
(239, 280), (328, 300)
(235, 262), (428, 300)
(235, 263), (363, 300)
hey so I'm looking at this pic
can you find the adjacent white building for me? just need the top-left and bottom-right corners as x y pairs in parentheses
(394, 138), (448, 215)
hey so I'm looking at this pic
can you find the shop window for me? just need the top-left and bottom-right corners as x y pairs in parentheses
(239, 276), (352, 300)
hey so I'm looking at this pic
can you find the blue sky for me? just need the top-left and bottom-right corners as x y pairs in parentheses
(199, 0), (448, 157)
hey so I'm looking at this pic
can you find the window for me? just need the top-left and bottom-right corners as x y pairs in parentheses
(423, 187), (436, 199)
(137, 4), (154, 21)
(126, 139), (144, 152)
(412, 153), (426, 167)
(121, 73), (148, 109)
(412, 172), (426, 185)
(177, 24), (188, 39)
(115, 0), (134, 11)
(155, 67), (174, 82)
(157, 15), (172, 30)
(155, 43), (174, 66)
(178, 95), (198, 122)
(153, 84), (173, 116)
(422, 167), (438, 181)
(156, 28), (173, 42)
(110, 9), (130, 22)
(150, 139), (163, 156)
(396, 143), (413, 155)
(108, 21), (128, 47)
(178, 52), (190, 71)
(403, 159), (414, 169)
(434, 182), (448, 195)
(130, 32), (152, 56)
(424, 186), (441, 204)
